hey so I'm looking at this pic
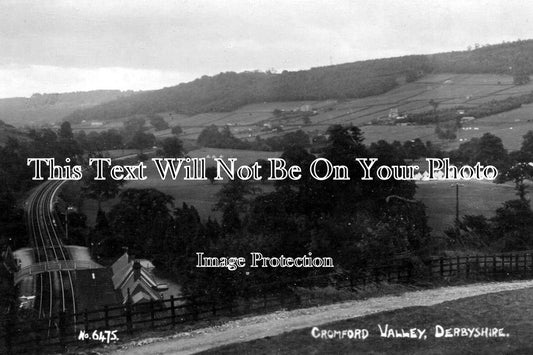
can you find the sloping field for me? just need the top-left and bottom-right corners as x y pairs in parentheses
(361, 125), (436, 144)
(170, 112), (231, 127)
(236, 101), (325, 112)
(476, 103), (533, 125)
(416, 180), (516, 236)
(213, 111), (273, 126)
(443, 103), (533, 151)
(146, 73), (533, 145)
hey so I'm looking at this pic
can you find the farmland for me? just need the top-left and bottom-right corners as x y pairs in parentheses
(166, 73), (533, 146)
(78, 73), (533, 235)
(446, 103), (533, 151)
(70, 73), (533, 153)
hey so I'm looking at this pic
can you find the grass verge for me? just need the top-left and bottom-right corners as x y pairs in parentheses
(200, 286), (533, 354)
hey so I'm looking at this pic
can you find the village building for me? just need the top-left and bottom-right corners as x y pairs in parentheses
(111, 253), (165, 304)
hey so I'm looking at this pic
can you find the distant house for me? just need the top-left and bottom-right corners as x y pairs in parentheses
(111, 253), (163, 304)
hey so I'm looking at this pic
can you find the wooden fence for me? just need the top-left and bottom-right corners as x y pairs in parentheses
(2, 251), (533, 353)
(428, 252), (533, 280)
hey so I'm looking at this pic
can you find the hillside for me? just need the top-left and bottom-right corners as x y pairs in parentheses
(64, 39), (533, 123)
(65, 55), (429, 123)
(0, 90), (133, 127)
(0, 120), (28, 145)
(121, 73), (531, 152)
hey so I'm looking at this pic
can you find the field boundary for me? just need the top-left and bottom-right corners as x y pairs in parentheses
(3, 250), (533, 353)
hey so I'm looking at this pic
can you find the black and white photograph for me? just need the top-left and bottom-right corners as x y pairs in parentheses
(2, 0), (533, 353)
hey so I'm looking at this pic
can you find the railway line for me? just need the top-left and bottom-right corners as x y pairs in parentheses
(25, 180), (77, 329)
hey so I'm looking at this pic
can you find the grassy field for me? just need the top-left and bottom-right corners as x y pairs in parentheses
(201, 286), (533, 354)
(70, 73), (533, 152)
(416, 180), (516, 236)
(166, 73), (533, 150)
(444, 103), (533, 151)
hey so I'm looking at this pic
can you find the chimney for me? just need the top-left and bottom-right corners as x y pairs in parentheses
(133, 260), (141, 281)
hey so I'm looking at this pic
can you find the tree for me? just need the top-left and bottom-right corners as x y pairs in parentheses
(451, 133), (509, 170)
(197, 125), (221, 147)
(59, 121), (73, 139)
(99, 129), (123, 150)
(449, 214), (491, 249)
(109, 188), (174, 256)
(498, 162), (533, 202)
(512, 53), (531, 85)
(75, 130), (88, 150)
(520, 130), (533, 159)
(160, 137), (184, 157)
(123, 117), (146, 134)
(164, 203), (207, 276)
(82, 155), (125, 212)
(281, 130), (310, 149)
(402, 138), (427, 160)
(206, 166), (217, 184)
(128, 131), (155, 152)
(490, 199), (533, 250)
(196, 124), (248, 149)
(171, 125), (183, 135)
(435, 125), (457, 140)
(215, 179), (258, 232)
(497, 131), (533, 200)
(405, 69), (422, 83)
(429, 99), (439, 119)
(149, 114), (169, 131)
(0, 189), (25, 249)
(255, 159), (271, 182)
(513, 71), (530, 85)
(474, 133), (509, 167)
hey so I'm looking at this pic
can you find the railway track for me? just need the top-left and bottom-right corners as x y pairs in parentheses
(25, 180), (77, 331)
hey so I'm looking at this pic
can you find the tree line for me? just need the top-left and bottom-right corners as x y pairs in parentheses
(5, 119), (533, 305)
(448, 131), (533, 251)
(64, 39), (533, 124)
(87, 125), (433, 300)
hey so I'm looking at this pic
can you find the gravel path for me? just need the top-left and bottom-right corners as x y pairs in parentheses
(103, 280), (533, 355)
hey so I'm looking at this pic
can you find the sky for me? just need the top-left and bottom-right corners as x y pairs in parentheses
(1, 0), (533, 98)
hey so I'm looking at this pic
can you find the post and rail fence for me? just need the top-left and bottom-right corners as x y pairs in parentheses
(3, 250), (533, 353)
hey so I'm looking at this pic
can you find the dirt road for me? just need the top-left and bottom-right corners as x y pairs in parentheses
(101, 280), (533, 355)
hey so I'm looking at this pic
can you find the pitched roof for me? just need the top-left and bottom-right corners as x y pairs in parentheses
(74, 268), (120, 311)
(110, 252), (161, 304)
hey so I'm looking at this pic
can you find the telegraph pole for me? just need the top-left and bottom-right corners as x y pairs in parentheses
(455, 183), (459, 224)
(451, 183), (464, 227)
